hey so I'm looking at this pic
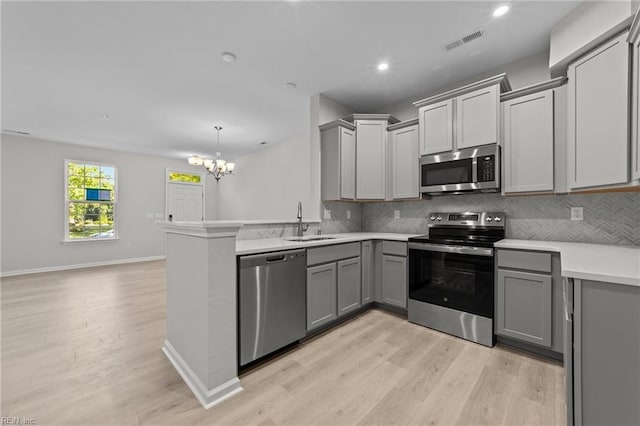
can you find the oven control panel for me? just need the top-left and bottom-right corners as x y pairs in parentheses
(428, 212), (506, 228)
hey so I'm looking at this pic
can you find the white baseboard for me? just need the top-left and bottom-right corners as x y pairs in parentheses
(162, 340), (243, 410)
(0, 255), (166, 277)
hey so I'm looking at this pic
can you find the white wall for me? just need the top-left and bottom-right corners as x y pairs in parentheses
(379, 51), (552, 121)
(215, 133), (317, 221)
(550, 0), (636, 76)
(0, 134), (218, 274)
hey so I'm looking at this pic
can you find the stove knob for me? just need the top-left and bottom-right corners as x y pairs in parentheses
(486, 217), (493, 222)
(430, 216), (436, 221)
(436, 216), (443, 221)
(494, 216), (502, 222)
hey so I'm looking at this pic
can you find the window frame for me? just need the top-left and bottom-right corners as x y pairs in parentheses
(64, 159), (118, 242)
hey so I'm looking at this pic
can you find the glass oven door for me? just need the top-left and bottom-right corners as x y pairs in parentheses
(408, 243), (494, 318)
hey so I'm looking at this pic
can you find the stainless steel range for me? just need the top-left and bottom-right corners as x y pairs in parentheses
(407, 212), (506, 347)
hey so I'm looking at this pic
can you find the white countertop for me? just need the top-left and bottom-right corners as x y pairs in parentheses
(495, 239), (640, 287)
(236, 232), (421, 255)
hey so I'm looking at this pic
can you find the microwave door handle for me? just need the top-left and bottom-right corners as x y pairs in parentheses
(472, 156), (478, 183)
(408, 242), (493, 257)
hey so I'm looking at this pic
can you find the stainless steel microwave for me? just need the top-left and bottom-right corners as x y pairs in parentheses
(420, 145), (500, 195)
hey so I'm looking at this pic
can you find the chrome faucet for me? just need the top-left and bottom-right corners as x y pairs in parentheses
(296, 202), (308, 237)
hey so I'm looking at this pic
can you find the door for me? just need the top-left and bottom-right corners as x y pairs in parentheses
(390, 125), (419, 199)
(166, 183), (203, 221)
(361, 241), (374, 304)
(456, 85), (499, 149)
(340, 126), (356, 199)
(337, 257), (361, 317)
(567, 32), (630, 189)
(408, 246), (494, 317)
(419, 99), (454, 155)
(381, 254), (407, 308)
(496, 269), (552, 348)
(503, 89), (555, 193)
(306, 263), (337, 331)
(355, 120), (387, 199)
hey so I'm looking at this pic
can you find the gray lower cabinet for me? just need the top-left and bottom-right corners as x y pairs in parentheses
(570, 279), (640, 426)
(306, 263), (337, 331)
(337, 257), (361, 316)
(496, 249), (563, 354)
(496, 269), (552, 347)
(381, 254), (407, 308)
(361, 241), (374, 304)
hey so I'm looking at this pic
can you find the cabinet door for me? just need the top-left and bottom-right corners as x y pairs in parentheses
(632, 34), (640, 181)
(567, 32), (630, 189)
(390, 125), (419, 199)
(339, 126), (356, 199)
(356, 120), (387, 199)
(381, 255), (407, 308)
(361, 241), (374, 304)
(503, 89), (554, 193)
(337, 257), (361, 317)
(496, 269), (552, 348)
(306, 263), (337, 331)
(455, 85), (499, 150)
(419, 99), (454, 155)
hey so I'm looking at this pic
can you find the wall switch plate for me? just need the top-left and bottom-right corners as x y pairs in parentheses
(346, 210), (351, 219)
(324, 209), (331, 220)
(571, 207), (584, 221)
(394, 210), (400, 219)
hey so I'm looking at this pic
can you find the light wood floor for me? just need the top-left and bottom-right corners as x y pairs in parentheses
(2, 260), (566, 425)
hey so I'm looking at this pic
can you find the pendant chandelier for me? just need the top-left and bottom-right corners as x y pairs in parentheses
(187, 126), (235, 182)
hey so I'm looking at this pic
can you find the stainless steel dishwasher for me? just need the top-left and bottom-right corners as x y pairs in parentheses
(238, 249), (306, 366)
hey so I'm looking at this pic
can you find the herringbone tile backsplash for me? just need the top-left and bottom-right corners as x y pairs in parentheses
(362, 192), (640, 245)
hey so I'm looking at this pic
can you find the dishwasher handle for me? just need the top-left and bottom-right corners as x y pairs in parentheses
(266, 255), (286, 263)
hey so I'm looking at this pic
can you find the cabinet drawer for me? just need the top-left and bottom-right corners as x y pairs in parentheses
(382, 241), (407, 256)
(307, 242), (360, 266)
(497, 249), (551, 273)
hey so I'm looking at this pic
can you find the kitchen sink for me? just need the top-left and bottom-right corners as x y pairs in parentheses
(284, 236), (337, 242)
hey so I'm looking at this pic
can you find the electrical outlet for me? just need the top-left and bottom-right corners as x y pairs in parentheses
(394, 210), (400, 219)
(571, 207), (584, 221)
(346, 210), (351, 220)
(324, 209), (331, 220)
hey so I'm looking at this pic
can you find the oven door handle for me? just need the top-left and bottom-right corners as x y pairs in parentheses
(408, 242), (494, 257)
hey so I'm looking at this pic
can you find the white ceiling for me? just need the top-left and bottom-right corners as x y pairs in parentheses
(2, 1), (582, 160)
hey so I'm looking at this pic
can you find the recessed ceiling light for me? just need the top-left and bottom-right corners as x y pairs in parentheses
(221, 52), (237, 63)
(284, 82), (297, 89)
(377, 62), (389, 72)
(492, 5), (510, 18)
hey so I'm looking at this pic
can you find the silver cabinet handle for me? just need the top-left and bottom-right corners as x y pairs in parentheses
(408, 242), (493, 257)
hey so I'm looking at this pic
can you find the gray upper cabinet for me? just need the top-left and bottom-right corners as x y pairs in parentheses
(496, 269), (553, 348)
(361, 241), (374, 305)
(388, 120), (419, 199)
(629, 13), (640, 182)
(306, 263), (337, 331)
(567, 31), (630, 190)
(320, 120), (356, 201)
(355, 119), (389, 199)
(381, 253), (407, 309)
(337, 257), (361, 317)
(414, 74), (511, 155)
(455, 85), (500, 150)
(502, 83), (562, 194)
(418, 99), (453, 155)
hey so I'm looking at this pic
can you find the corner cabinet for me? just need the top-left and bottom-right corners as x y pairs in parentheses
(501, 78), (567, 194)
(629, 12), (640, 182)
(567, 31), (631, 190)
(414, 74), (511, 155)
(320, 120), (356, 201)
(388, 120), (419, 199)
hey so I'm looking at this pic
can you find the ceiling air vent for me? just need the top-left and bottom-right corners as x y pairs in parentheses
(443, 30), (485, 52)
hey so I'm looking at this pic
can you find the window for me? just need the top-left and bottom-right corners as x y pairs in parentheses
(168, 171), (201, 184)
(65, 160), (117, 241)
